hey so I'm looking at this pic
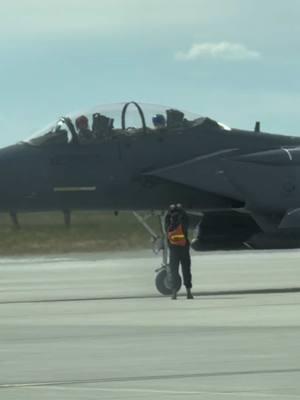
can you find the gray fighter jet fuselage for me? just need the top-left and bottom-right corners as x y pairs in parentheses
(2, 102), (300, 250)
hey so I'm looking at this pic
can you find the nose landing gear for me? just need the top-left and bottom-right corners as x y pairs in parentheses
(133, 211), (182, 295)
(155, 266), (182, 296)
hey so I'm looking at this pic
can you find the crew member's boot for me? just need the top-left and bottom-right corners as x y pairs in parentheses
(171, 289), (177, 300)
(186, 288), (194, 299)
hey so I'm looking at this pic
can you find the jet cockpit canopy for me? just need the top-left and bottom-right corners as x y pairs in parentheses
(25, 102), (231, 146)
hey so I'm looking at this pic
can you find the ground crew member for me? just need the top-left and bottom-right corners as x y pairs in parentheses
(165, 204), (193, 300)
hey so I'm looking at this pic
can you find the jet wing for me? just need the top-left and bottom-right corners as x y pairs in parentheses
(143, 149), (243, 201)
(220, 152), (299, 211)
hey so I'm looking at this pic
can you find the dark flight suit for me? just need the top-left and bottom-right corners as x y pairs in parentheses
(78, 128), (94, 143)
(165, 209), (192, 295)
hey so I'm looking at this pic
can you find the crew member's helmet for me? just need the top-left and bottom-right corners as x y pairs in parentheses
(152, 114), (166, 128)
(75, 115), (89, 130)
(169, 203), (184, 215)
(169, 204), (176, 211)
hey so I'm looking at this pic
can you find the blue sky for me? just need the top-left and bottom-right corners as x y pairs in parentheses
(1, 0), (300, 146)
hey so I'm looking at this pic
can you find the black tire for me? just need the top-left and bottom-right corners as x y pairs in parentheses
(155, 269), (182, 296)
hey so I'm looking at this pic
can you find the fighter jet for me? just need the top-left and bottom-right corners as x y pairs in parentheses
(2, 101), (300, 294)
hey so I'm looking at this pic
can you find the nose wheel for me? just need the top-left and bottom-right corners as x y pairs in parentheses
(133, 211), (183, 296)
(155, 266), (182, 296)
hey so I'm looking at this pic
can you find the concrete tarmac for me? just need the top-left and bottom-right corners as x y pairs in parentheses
(1, 250), (300, 399)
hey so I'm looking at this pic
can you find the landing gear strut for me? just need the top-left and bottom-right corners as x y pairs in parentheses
(133, 211), (182, 295)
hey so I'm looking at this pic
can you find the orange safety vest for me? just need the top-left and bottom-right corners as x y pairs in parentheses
(168, 224), (187, 247)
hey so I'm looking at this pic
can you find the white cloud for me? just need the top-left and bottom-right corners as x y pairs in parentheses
(176, 42), (261, 61)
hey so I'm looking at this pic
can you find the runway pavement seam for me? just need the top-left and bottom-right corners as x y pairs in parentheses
(1, 367), (300, 389)
(1, 287), (300, 305)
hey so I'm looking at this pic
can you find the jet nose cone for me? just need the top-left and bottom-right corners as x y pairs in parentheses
(0, 143), (49, 210)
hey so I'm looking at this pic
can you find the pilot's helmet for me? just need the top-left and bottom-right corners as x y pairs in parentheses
(152, 114), (166, 128)
(75, 115), (89, 130)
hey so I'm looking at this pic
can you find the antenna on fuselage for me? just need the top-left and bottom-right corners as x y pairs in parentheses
(254, 121), (261, 133)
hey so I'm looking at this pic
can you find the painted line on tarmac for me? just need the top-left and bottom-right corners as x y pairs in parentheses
(1, 367), (300, 389)
(1, 287), (300, 305)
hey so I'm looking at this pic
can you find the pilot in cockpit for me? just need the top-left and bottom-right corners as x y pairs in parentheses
(152, 114), (166, 129)
(75, 115), (94, 143)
